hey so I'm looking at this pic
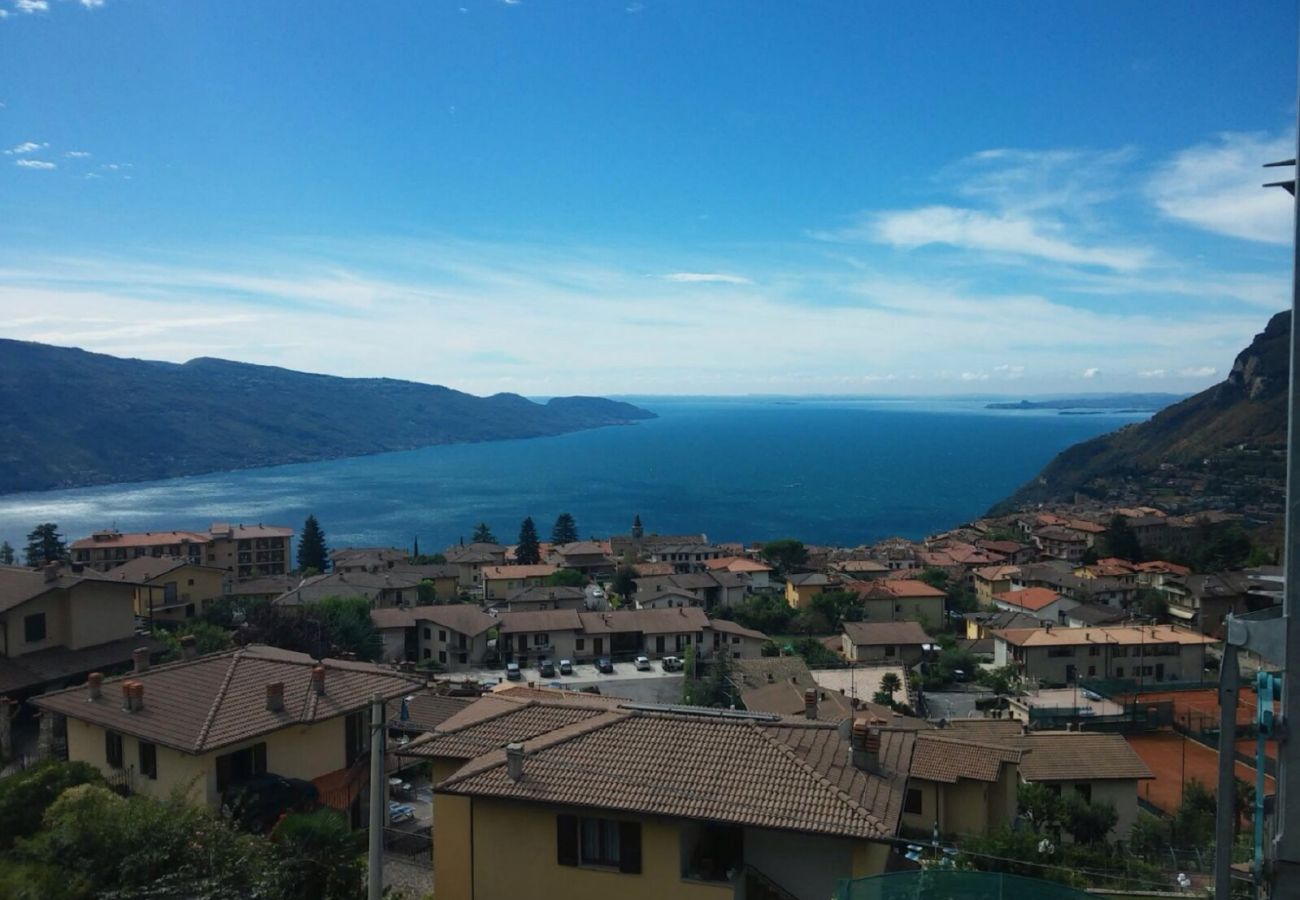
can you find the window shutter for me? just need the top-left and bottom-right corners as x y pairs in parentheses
(618, 821), (642, 874)
(556, 814), (578, 866)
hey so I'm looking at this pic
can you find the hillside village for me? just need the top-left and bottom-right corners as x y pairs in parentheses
(0, 497), (1280, 899)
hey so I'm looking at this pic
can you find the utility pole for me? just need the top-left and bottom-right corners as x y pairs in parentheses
(368, 692), (386, 900)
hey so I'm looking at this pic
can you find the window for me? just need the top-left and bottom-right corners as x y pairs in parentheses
(1075, 783), (1092, 803)
(534, 633), (550, 647)
(904, 787), (923, 814)
(439, 629), (447, 642)
(1088, 645), (1100, 656)
(1088, 666), (1096, 677)
(884, 645), (896, 657)
(459, 653), (468, 664)
(139, 741), (157, 780)
(105, 731), (124, 769)
(185, 603), (195, 618)
(163, 582), (178, 604)
(576, 638), (585, 652)
(216, 743), (268, 793)
(439, 650), (446, 663)
(423, 648), (431, 660)
(187, 578), (195, 586)
(423, 627), (431, 640)
(1115, 667), (1124, 677)
(23, 613), (46, 644)
(557, 815), (641, 873)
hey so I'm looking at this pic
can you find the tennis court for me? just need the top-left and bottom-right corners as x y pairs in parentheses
(1127, 731), (1274, 815)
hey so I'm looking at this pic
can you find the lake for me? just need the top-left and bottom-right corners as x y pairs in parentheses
(0, 397), (1146, 552)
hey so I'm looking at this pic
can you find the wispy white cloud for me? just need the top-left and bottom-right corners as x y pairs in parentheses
(1138, 369), (1167, 378)
(64, 150), (92, 159)
(6, 141), (47, 155)
(14, 0), (48, 12)
(15, 159), (55, 170)
(659, 272), (752, 285)
(1082, 367), (1101, 379)
(79, 0), (105, 7)
(1179, 366), (1217, 377)
(1148, 130), (1294, 244)
(859, 205), (1151, 271)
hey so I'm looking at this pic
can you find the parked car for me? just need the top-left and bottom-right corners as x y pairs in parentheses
(634, 655), (651, 671)
(221, 775), (319, 833)
(591, 586), (605, 598)
(539, 657), (556, 678)
(559, 659), (574, 675)
(597, 657), (614, 673)
(505, 661), (522, 681)
(661, 656), (683, 672)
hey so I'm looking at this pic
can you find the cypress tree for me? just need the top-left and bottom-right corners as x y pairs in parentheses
(297, 515), (329, 573)
(551, 513), (578, 546)
(0, 541), (14, 566)
(24, 523), (67, 567)
(516, 518), (541, 565)
(472, 522), (497, 544)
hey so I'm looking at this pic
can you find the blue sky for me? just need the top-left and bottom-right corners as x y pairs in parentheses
(1, 0), (1297, 395)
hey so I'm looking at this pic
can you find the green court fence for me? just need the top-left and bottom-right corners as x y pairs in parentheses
(836, 870), (1094, 900)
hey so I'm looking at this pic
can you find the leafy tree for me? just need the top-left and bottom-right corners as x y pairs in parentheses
(727, 593), (794, 635)
(879, 671), (902, 700)
(231, 595), (382, 661)
(551, 513), (579, 546)
(1018, 781), (1062, 831)
(680, 644), (700, 703)
(0, 760), (105, 850)
(1061, 793), (1118, 845)
(610, 563), (637, 599)
(151, 622), (232, 662)
(0, 541), (14, 565)
(791, 635), (840, 666)
(761, 538), (807, 573)
(546, 568), (587, 587)
(515, 517), (541, 565)
(1132, 588), (1167, 621)
(471, 522), (497, 544)
(918, 567), (950, 591)
(268, 809), (364, 900)
(296, 515), (329, 573)
(760, 640), (781, 657)
(810, 590), (864, 631)
(408, 553), (447, 565)
(314, 596), (383, 661)
(1101, 515), (1143, 562)
(1128, 810), (1169, 859)
(791, 608), (834, 635)
(23, 523), (67, 568)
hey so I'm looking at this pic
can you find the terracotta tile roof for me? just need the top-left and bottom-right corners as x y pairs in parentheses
(103, 556), (225, 583)
(488, 685), (627, 706)
(787, 572), (832, 587)
(849, 579), (946, 600)
(400, 697), (611, 760)
(973, 565), (1021, 582)
(997, 587), (1063, 612)
(909, 733), (1022, 783)
(930, 719), (1028, 741)
(439, 710), (906, 839)
(632, 562), (676, 577)
(842, 621), (932, 647)
(498, 609), (584, 634)
(70, 530), (210, 551)
(703, 557), (773, 574)
(370, 605), (497, 637)
(400, 692), (473, 732)
(741, 681), (854, 720)
(0, 634), (165, 694)
(32, 645), (421, 754)
(1014, 732), (1152, 782)
(578, 608), (710, 634)
(483, 565), (558, 580)
(551, 541), (610, 557)
(0, 563), (129, 614)
(733, 656), (815, 689)
(708, 619), (768, 641)
(993, 624), (1217, 648)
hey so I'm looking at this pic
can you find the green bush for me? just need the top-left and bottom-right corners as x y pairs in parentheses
(0, 760), (105, 851)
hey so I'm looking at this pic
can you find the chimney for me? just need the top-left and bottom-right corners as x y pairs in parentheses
(311, 666), (326, 695)
(43, 562), (60, 583)
(804, 687), (818, 720)
(132, 647), (150, 673)
(850, 718), (876, 771)
(266, 681), (285, 712)
(179, 635), (198, 660)
(87, 672), (103, 701)
(506, 742), (524, 781)
(121, 681), (143, 712)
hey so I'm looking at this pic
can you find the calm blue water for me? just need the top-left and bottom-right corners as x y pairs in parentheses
(0, 398), (1147, 551)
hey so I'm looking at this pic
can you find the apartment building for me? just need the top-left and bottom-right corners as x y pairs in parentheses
(71, 522), (294, 580)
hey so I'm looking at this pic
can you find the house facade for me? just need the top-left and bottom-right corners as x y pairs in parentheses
(992, 624), (1216, 686)
(70, 523), (294, 580)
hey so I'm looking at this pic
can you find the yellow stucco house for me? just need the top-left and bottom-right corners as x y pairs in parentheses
(32, 644), (423, 812)
(426, 705), (909, 900)
(103, 555), (228, 622)
(784, 572), (833, 610)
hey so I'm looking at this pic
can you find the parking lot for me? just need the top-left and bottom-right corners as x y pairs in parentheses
(457, 659), (686, 705)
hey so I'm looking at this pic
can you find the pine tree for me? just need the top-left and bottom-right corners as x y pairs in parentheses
(24, 523), (67, 567)
(516, 518), (541, 565)
(551, 513), (578, 546)
(297, 515), (329, 573)
(0, 541), (14, 566)
(472, 522), (497, 544)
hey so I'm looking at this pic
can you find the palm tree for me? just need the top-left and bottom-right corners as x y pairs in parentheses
(880, 671), (903, 701)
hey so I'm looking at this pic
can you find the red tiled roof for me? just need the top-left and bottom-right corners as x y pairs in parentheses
(997, 587), (1062, 612)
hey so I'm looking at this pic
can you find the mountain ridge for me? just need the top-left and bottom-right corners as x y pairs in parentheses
(0, 340), (655, 495)
(991, 310), (1290, 513)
